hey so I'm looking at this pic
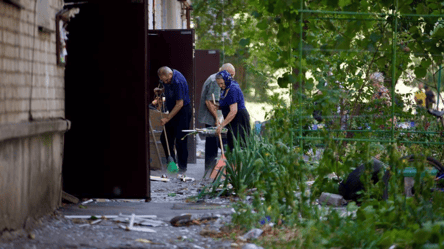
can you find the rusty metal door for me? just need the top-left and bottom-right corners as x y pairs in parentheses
(195, 50), (220, 129)
(63, 1), (150, 199)
(148, 30), (196, 164)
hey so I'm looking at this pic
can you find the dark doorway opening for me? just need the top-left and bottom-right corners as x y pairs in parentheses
(62, 1), (150, 199)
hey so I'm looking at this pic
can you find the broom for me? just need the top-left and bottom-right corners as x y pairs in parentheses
(210, 94), (226, 180)
(160, 103), (178, 174)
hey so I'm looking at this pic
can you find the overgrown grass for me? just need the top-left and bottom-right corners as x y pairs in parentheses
(197, 123), (444, 248)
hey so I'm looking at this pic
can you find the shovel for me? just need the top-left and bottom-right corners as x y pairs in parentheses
(210, 94), (226, 180)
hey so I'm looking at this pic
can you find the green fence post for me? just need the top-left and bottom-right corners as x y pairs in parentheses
(391, 0), (398, 143)
(438, 65), (442, 108)
(299, 0), (303, 150)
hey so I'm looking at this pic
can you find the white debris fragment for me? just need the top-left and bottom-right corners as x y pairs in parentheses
(80, 199), (93, 205)
(91, 219), (102, 225)
(178, 175), (195, 182)
(150, 176), (170, 182)
(319, 192), (346, 207)
(119, 225), (156, 233)
(243, 243), (264, 249)
(129, 214), (136, 227)
(240, 228), (263, 240)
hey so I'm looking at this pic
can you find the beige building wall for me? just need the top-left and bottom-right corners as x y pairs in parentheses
(0, 0), (69, 232)
(0, 0), (65, 125)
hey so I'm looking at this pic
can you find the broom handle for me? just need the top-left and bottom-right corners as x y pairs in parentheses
(159, 100), (172, 157)
(163, 125), (172, 157)
(212, 93), (225, 156)
(149, 119), (164, 169)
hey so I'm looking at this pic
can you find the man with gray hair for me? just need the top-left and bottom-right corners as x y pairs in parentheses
(158, 66), (191, 173)
(198, 63), (235, 172)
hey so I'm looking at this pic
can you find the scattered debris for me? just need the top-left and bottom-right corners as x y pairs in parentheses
(118, 214), (157, 219)
(91, 219), (102, 225)
(115, 199), (145, 203)
(62, 191), (79, 204)
(150, 176), (170, 182)
(239, 228), (263, 241)
(170, 214), (192, 227)
(306, 181), (315, 186)
(120, 225), (156, 233)
(70, 218), (87, 224)
(66, 215), (111, 219)
(139, 219), (166, 227)
(199, 228), (219, 237)
(80, 199), (93, 205)
(178, 174), (195, 182)
(242, 243), (264, 249)
(319, 192), (346, 207)
(95, 199), (109, 202)
(112, 214), (165, 227)
(135, 238), (152, 243)
(119, 214), (157, 233)
(171, 203), (227, 210)
(169, 212), (224, 227)
(65, 214), (157, 219)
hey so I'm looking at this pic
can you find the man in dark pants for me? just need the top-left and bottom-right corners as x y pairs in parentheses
(158, 66), (191, 173)
(198, 63), (235, 172)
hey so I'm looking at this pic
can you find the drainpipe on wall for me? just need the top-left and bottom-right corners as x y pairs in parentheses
(153, 0), (155, 29)
(178, 0), (192, 29)
(186, 5), (191, 29)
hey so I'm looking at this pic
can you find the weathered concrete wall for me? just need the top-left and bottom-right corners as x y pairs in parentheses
(0, 0), (67, 232)
(0, 129), (65, 231)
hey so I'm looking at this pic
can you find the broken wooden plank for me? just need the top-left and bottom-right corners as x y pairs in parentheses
(62, 191), (79, 204)
(65, 214), (157, 219)
(119, 225), (157, 233)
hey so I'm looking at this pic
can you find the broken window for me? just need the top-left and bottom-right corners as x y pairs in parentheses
(56, 8), (79, 66)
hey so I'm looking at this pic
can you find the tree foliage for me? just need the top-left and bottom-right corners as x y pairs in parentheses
(192, 0), (444, 107)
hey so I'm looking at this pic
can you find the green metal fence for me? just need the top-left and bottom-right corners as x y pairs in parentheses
(289, 1), (444, 154)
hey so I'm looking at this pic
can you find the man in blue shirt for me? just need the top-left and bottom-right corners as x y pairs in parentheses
(158, 66), (191, 173)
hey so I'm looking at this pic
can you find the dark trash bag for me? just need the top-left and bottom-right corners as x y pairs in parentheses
(338, 158), (390, 201)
